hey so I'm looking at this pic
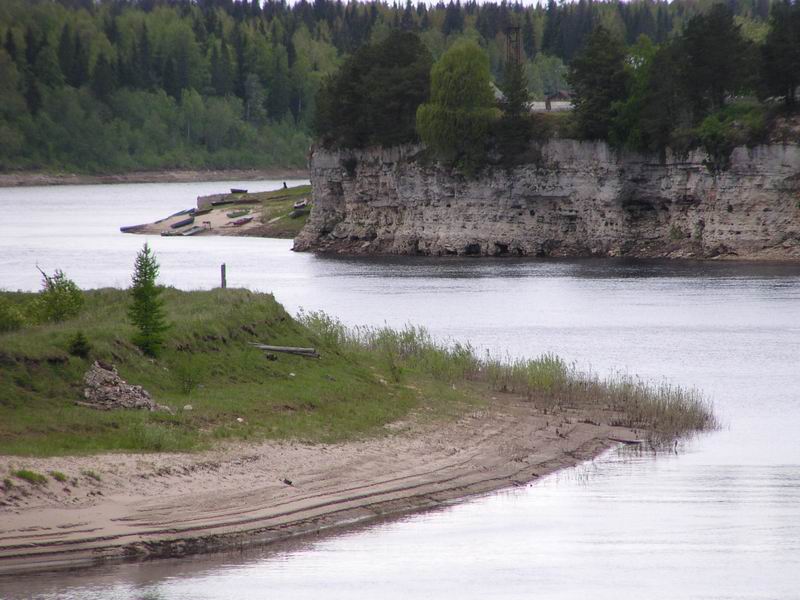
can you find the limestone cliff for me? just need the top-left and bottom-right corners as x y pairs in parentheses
(293, 141), (800, 260)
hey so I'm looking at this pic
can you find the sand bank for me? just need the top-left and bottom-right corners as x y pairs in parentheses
(0, 394), (643, 577)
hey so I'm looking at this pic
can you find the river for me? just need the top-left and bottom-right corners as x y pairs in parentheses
(1, 180), (799, 600)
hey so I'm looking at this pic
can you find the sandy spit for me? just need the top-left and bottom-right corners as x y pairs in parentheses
(0, 395), (642, 576)
(0, 169), (308, 188)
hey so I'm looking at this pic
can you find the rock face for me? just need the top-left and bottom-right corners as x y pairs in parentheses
(293, 141), (800, 260)
(81, 361), (167, 411)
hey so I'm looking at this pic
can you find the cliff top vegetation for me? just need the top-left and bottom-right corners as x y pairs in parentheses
(0, 0), (792, 174)
(313, 1), (800, 171)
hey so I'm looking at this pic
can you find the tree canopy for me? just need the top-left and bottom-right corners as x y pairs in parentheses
(416, 39), (497, 168)
(314, 30), (432, 148)
(568, 26), (630, 140)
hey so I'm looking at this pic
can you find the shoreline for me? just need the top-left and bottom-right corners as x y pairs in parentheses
(0, 168), (309, 188)
(0, 394), (643, 577)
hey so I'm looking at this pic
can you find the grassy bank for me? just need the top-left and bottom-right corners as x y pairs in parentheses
(0, 289), (716, 457)
(242, 184), (312, 238)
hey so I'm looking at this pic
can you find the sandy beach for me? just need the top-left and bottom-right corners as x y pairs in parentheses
(0, 393), (642, 577)
(0, 169), (308, 188)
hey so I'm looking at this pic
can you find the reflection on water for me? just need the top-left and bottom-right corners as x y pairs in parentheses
(1, 182), (799, 599)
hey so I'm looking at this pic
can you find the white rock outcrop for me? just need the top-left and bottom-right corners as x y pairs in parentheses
(294, 141), (800, 260)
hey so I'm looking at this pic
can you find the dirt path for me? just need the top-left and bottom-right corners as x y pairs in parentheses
(0, 395), (642, 576)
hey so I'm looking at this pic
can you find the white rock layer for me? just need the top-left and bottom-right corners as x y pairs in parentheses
(294, 141), (800, 260)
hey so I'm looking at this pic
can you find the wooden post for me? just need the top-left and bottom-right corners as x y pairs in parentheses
(220, 263), (227, 289)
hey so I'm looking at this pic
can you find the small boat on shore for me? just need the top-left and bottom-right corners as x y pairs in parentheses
(181, 225), (205, 236)
(171, 216), (195, 229)
(293, 198), (308, 209)
(119, 224), (144, 233)
(231, 216), (253, 227)
(230, 188), (248, 194)
(227, 209), (250, 219)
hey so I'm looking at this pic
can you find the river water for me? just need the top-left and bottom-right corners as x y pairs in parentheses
(1, 181), (799, 600)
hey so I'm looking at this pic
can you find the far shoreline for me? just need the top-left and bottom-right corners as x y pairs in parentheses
(0, 168), (309, 188)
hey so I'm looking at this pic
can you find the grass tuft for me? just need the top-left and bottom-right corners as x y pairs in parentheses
(50, 470), (67, 482)
(12, 469), (48, 485)
(82, 469), (102, 482)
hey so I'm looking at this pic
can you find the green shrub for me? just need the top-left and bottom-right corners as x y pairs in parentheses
(67, 331), (92, 358)
(695, 103), (767, 172)
(0, 298), (26, 333)
(32, 268), (84, 323)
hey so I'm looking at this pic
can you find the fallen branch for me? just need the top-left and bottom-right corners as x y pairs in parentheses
(249, 343), (320, 358)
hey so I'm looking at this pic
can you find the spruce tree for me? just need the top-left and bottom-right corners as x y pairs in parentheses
(523, 13), (536, 58)
(129, 243), (169, 357)
(91, 54), (115, 101)
(567, 26), (630, 139)
(57, 25), (73, 85)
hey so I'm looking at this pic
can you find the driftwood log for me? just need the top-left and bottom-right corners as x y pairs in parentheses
(249, 343), (320, 358)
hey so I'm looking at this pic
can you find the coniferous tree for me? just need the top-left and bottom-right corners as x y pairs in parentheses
(71, 32), (90, 87)
(57, 25), (74, 85)
(91, 54), (115, 101)
(163, 57), (180, 99)
(567, 26), (630, 139)
(128, 243), (169, 358)
(680, 4), (752, 114)
(523, 12), (536, 58)
(442, 1), (464, 35)
(760, 1), (800, 106)
(24, 73), (42, 114)
(4, 30), (17, 65)
(24, 27), (39, 67)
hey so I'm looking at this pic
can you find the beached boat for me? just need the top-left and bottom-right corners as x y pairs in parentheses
(171, 216), (195, 229)
(292, 198), (308, 209)
(226, 209), (250, 218)
(230, 188), (248, 194)
(231, 216), (253, 227)
(181, 225), (205, 236)
(119, 225), (144, 233)
(211, 198), (235, 207)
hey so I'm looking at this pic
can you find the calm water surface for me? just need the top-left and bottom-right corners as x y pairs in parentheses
(1, 181), (799, 600)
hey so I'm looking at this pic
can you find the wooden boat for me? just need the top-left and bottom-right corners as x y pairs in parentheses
(292, 198), (308, 209)
(230, 188), (248, 194)
(194, 207), (212, 216)
(160, 230), (181, 236)
(171, 216), (195, 229)
(211, 199), (235, 207)
(226, 209), (250, 219)
(231, 216), (253, 227)
(289, 208), (308, 219)
(181, 225), (205, 236)
(119, 225), (144, 233)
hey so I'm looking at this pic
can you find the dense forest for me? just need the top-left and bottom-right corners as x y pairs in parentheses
(0, 0), (790, 173)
